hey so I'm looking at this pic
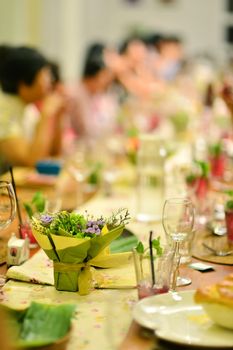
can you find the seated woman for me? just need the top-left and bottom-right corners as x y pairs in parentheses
(68, 43), (118, 150)
(0, 45), (66, 167)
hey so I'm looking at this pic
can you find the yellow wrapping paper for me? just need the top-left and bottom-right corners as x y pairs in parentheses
(32, 221), (132, 295)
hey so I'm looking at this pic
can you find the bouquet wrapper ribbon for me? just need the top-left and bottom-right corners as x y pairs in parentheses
(32, 224), (132, 295)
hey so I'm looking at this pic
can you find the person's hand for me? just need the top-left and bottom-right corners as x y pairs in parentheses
(40, 92), (67, 119)
(104, 50), (129, 75)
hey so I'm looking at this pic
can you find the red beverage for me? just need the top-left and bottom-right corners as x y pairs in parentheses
(225, 210), (233, 245)
(195, 177), (209, 199)
(20, 222), (38, 248)
(138, 282), (169, 300)
(210, 155), (225, 178)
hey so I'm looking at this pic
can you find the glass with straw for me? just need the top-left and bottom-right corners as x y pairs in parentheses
(133, 231), (174, 300)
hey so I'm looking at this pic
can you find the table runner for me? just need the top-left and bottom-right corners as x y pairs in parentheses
(2, 280), (137, 350)
(6, 249), (136, 289)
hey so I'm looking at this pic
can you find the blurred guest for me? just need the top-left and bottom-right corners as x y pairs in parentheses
(0, 45), (66, 167)
(68, 43), (118, 148)
(152, 35), (184, 81)
(108, 35), (165, 100)
(23, 59), (68, 155)
(221, 83), (233, 122)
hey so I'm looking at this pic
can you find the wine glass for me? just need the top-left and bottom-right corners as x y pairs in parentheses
(162, 197), (194, 289)
(0, 181), (16, 231)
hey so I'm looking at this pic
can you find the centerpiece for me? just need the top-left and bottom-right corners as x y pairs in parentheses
(31, 208), (131, 295)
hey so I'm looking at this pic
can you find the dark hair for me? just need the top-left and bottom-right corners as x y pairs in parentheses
(48, 61), (61, 85)
(82, 43), (106, 78)
(118, 35), (143, 54)
(141, 33), (164, 50)
(0, 45), (12, 80)
(0, 45), (49, 93)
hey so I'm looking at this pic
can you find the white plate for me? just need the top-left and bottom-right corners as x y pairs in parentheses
(133, 290), (233, 348)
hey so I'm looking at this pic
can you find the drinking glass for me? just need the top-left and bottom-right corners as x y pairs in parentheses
(133, 246), (174, 300)
(162, 197), (194, 288)
(0, 181), (16, 231)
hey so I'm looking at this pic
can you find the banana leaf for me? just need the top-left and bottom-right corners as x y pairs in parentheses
(2, 302), (75, 348)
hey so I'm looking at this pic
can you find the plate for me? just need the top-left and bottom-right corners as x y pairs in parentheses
(133, 290), (233, 348)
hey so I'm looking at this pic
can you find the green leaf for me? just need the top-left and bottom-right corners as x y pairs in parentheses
(136, 241), (144, 254)
(152, 237), (163, 257)
(226, 200), (233, 211)
(186, 173), (196, 184)
(225, 190), (233, 197)
(209, 142), (222, 157)
(23, 203), (33, 219)
(195, 160), (210, 178)
(32, 191), (46, 213)
(3, 302), (76, 348)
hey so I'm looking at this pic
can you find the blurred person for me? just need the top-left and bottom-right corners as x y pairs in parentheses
(0, 45), (66, 167)
(108, 35), (165, 100)
(23, 59), (68, 154)
(68, 43), (118, 149)
(221, 83), (233, 122)
(152, 35), (184, 81)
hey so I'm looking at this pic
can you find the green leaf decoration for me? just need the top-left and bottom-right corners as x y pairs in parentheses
(23, 203), (34, 219)
(226, 200), (233, 211)
(152, 237), (163, 257)
(224, 190), (233, 197)
(32, 191), (46, 213)
(136, 241), (144, 254)
(195, 160), (210, 178)
(209, 142), (222, 157)
(185, 173), (197, 184)
(3, 302), (75, 348)
(23, 191), (46, 218)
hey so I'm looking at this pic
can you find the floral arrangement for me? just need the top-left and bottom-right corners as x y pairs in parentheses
(31, 208), (131, 295)
(209, 141), (226, 178)
(186, 160), (210, 199)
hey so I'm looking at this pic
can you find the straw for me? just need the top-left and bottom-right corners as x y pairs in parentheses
(149, 230), (155, 286)
(9, 165), (23, 237)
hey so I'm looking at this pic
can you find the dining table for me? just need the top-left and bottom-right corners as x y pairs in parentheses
(0, 160), (233, 350)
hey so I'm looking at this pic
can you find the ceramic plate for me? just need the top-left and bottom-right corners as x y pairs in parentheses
(133, 290), (233, 348)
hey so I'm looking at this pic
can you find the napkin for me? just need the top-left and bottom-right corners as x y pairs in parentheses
(6, 249), (136, 289)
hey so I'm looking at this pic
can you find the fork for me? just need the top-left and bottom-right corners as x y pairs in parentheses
(202, 242), (233, 257)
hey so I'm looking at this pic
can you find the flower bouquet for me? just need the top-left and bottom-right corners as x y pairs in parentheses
(31, 208), (131, 295)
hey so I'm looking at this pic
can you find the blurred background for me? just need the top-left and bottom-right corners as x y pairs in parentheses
(1, 0), (233, 81)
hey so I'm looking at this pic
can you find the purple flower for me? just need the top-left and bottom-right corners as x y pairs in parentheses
(40, 214), (53, 226)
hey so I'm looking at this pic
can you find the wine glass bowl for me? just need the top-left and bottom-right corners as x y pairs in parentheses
(162, 198), (194, 242)
(162, 197), (195, 289)
(0, 181), (16, 231)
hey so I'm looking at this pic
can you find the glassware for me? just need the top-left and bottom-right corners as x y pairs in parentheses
(132, 246), (174, 300)
(179, 230), (195, 265)
(136, 134), (166, 222)
(0, 181), (16, 231)
(162, 197), (194, 288)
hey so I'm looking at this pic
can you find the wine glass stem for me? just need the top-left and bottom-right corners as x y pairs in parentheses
(172, 241), (180, 291)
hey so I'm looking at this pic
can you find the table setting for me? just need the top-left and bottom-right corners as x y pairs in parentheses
(1, 128), (233, 349)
